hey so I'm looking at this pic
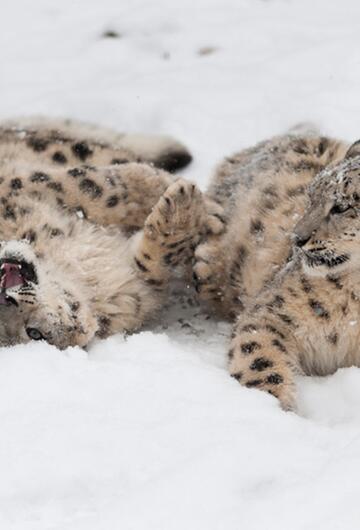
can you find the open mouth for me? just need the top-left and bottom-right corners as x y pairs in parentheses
(0, 258), (37, 306)
(303, 250), (350, 269)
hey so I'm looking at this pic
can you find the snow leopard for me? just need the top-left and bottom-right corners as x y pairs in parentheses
(193, 128), (360, 410)
(0, 118), (224, 349)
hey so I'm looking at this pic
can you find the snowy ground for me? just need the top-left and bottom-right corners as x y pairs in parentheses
(1, 0), (360, 528)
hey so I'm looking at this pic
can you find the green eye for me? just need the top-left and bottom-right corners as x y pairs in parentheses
(26, 327), (44, 341)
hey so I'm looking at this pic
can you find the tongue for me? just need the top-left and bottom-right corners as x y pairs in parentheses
(0, 263), (24, 289)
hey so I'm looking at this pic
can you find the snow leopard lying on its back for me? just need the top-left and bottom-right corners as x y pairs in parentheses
(0, 118), (224, 349)
(194, 128), (360, 410)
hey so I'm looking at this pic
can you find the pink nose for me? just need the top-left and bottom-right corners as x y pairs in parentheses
(0, 263), (24, 289)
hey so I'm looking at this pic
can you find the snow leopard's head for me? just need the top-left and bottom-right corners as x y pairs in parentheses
(0, 240), (97, 349)
(294, 141), (360, 277)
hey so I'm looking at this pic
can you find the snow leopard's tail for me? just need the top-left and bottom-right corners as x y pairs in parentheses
(119, 133), (192, 172)
(2, 116), (192, 173)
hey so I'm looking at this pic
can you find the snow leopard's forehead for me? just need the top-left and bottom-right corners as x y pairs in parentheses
(308, 155), (360, 205)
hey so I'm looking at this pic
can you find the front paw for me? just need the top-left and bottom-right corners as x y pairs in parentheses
(145, 179), (205, 239)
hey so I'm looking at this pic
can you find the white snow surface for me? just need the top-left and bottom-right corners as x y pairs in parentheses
(1, 1), (360, 528)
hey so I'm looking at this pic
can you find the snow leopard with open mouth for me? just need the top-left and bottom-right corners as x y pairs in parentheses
(0, 118), (224, 349)
(194, 128), (360, 410)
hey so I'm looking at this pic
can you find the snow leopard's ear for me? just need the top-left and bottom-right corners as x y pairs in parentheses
(345, 140), (360, 159)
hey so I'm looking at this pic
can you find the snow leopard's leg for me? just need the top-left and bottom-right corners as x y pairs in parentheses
(133, 179), (212, 290)
(228, 316), (299, 411)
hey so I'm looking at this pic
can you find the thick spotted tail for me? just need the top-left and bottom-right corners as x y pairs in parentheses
(2, 117), (192, 173)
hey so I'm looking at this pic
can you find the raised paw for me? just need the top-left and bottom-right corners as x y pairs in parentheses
(144, 179), (206, 268)
(145, 179), (205, 240)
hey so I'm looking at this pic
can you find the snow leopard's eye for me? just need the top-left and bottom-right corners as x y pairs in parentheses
(26, 327), (44, 341)
(330, 204), (351, 215)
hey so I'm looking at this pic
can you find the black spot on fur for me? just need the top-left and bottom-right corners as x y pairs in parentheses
(228, 348), (235, 359)
(261, 198), (277, 210)
(111, 158), (128, 165)
(47, 182), (64, 193)
(250, 357), (274, 371)
(263, 185), (278, 198)
(265, 325), (286, 340)
(246, 379), (263, 388)
(268, 295), (285, 309)
(241, 341), (261, 355)
(30, 171), (50, 183)
(106, 195), (119, 208)
(70, 301), (80, 313)
(250, 219), (264, 234)
(52, 151), (67, 164)
(231, 371), (242, 381)
(237, 245), (248, 265)
(22, 229), (37, 243)
(292, 139), (310, 155)
(145, 278), (164, 286)
(164, 245), (187, 265)
(3, 205), (16, 221)
(300, 276), (312, 293)
(166, 238), (189, 249)
(272, 339), (287, 353)
(27, 137), (48, 152)
(164, 252), (174, 265)
(327, 332), (338, 345)
(134, 257), (149, 272)
(96, 316), (111, 338)
(277, 313), (294, 325)
(241, 324), (258, 333)
(10, 178), (22, 190)
(79, 178), (103, 199)
(266, 373), (283, 385)
(327, 275), (343, 290)
(68, 168), (86, 178)
(72, 141), (93, 161)
(308, 299), (330, 319)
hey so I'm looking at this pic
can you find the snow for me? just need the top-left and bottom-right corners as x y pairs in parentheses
(1, 0), (360, 528)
